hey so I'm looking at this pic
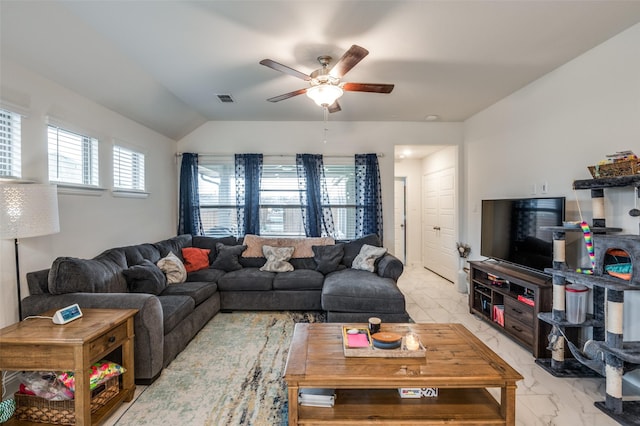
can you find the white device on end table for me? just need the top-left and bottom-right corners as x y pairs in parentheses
(52, 304), (83, 324)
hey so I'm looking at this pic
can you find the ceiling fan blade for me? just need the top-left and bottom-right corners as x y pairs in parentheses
(329, 45), (369, 78)
(327, 101), (341, 113)
(260, 59), (311, 81)
(266, 88), (308, 103)
(342, 82), (394, 93)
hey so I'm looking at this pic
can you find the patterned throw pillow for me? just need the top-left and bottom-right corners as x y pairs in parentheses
(211, 244), (247, 272)
(351, 244), (387, 272)
(260, 245), (295, 272)
(156, 252), (187, 284)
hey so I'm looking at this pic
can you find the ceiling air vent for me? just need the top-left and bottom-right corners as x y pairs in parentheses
(216, 94), (235, 103)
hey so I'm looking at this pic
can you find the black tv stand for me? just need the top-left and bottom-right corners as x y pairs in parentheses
(468, 260), (553, 358)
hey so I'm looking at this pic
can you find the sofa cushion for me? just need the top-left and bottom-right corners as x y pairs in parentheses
(48, 249), (128, 294)
(192, 235), (238, 263)
(352, 244), (387, 272)
(313, 244), (344, 274)
(242, 234), (334, 258)
(322, 269), (406, 314)
(217, 268), (274, 291)
(157, 252), (187, 284)
(341, 234), (382, 267)
(122, 259), (167, 295)
(160, 281), (217, 305)
(181, 247), (211, 272)
(212, 244), (247, 272)
(154, 234), (192, 261)
(260, 245), (294, 272)
(123, 243), (162, 266)
(239, 256), (267, 268)
(273, 269), (325, 291)
(157, 295), (195, 334)
(186, 267), (226, 283)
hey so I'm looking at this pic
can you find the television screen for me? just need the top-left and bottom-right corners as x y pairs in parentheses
(481, 197), (565, 272)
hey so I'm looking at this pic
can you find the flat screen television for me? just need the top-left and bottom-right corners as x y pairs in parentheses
(481, 197), (565, 272)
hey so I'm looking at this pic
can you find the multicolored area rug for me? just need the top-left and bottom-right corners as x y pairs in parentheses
(113, 311), (325, 426)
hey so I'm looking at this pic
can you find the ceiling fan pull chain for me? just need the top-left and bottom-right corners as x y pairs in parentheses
(323, 108), (329, 144)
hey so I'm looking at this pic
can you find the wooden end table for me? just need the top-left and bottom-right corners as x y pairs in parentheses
(284, 322), (523, 425)
(0, 308), (137, 426)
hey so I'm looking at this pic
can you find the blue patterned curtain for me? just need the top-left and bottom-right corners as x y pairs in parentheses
(296, 154), (335, 237)
(235, 154), (263, 236)
(178, 153), (204, 236)
(355, 153), (383, 243)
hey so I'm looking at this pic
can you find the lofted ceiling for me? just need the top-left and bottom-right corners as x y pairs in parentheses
(2, 1), (640, 140)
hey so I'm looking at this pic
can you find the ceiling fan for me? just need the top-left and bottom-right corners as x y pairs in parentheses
(260, 45), (394, 113)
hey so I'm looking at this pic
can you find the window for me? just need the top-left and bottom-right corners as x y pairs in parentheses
(197, 156), (356, 239)
(198, 157), (238, 237)
(0, 107), (22, 178)
(48, 125), (99, 186)
(113, 145), (145, 191)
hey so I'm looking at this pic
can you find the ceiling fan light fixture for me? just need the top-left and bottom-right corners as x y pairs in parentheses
(306, 84), (343, 107)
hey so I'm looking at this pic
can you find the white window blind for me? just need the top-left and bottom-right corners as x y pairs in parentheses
(0, 107), (22, 178)
(113, 145), (145, 191)
(48, 125), (99, 186)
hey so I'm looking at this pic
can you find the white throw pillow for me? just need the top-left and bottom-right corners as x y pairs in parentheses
(351, 244), (387, 272)
(156, 251), (187, 284)
(260, 245), (295, 272)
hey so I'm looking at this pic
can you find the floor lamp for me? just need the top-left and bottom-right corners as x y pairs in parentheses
(0, 183), (60, 320)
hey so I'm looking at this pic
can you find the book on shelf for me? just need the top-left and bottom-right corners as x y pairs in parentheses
(299, 388), (336, 407)
(487, 273), (507, 286)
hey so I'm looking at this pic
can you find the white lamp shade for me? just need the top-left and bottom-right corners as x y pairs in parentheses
(306, 84), (343, 107)
(0, 184), (60, 239)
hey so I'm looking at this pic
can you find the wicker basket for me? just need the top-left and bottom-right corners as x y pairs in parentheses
(588, 159), (640, 178)
(13, 377), (119, 425)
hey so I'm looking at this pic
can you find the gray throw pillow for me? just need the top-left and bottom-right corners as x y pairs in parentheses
(352, 244), (387, 272)
(260, 245), (294, 272)
(211, 243), (247, 272)
(122, 259), (167, 295)
(192, 235), (238, 264)
(313, 244), (344, 274)
(156, 251), (187, 284)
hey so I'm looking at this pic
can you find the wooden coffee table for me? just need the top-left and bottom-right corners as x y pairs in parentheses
(284, 322), (523, 425)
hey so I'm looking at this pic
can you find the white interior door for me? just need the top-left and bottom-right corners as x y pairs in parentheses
(422, 168), (457, 282)
(394, 178), (406, 264)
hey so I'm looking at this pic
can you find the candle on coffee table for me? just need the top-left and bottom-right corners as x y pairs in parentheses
(405, 332), (420, 351)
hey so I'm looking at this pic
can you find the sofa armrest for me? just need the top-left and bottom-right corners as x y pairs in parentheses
(377, 254), (404, 281)
(21, 293), (164, 381)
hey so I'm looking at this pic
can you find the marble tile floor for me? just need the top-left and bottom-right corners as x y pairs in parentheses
(398, 264), (636, 426)
(104, 265), (638, 425)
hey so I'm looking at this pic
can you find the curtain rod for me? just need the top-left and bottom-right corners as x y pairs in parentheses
(176, 152), (384, 158)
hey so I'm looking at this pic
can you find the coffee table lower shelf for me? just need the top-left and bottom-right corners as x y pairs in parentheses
(296, 388), (504, 425)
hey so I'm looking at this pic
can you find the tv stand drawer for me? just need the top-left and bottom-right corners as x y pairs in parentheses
(504, 297), (534, 325)
(505, 315), (534, 345)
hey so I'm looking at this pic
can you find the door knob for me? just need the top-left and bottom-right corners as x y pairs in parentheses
(433, 226), (441, 230)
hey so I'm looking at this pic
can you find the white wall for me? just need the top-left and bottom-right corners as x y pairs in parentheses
(394, 158), (422, 265)
(463, 24), (640, 338)
(0, 60), (178, 327)
(179, 120), (464, 248)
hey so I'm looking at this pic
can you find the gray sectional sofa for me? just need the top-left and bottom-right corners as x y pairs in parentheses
(22, 234), (407, 384)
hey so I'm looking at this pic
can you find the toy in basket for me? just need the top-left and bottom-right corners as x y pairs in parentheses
(13, 377), (119, 425)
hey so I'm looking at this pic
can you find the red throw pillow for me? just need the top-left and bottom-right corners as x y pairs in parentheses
(181, 247), (211, 272)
